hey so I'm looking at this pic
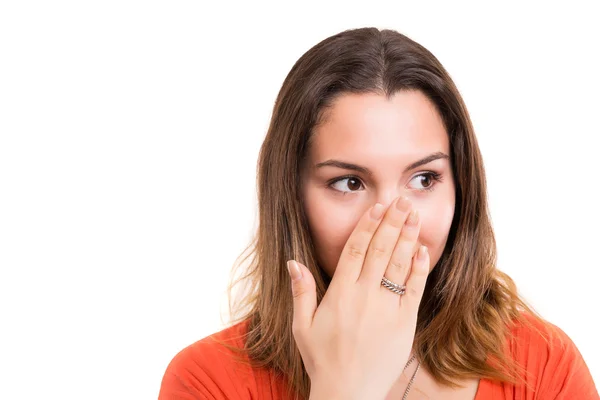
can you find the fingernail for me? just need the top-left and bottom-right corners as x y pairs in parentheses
(418, 245), (428, 260)
(396, 196), (411, 211)
(370, 203), (384, 220)
(406, 210), (419, 226)
(287, 260), (302, 281)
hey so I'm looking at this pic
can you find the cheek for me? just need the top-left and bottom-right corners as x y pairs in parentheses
(419, 201), (455, 270)
(304, 193), (362, 278)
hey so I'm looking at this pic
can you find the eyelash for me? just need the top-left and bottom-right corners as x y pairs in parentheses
(326, 171), (444, 195)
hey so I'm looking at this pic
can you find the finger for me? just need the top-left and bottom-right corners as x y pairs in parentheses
(287, 260), (317, 336)
(399, 245), (430, 315)
(356, 196), (413, 286)
(332, 202), (389, 285)
(379, 208), (421, 300)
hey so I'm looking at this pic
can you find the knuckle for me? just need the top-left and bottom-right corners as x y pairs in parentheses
(393, 241), (412, 258)
(388, 259), (408, 270)
(399, 228), (418, 242)
(403, 222), (421, 236)
(407, 286), (421, 298)
(291, 284), (307, 299)
(369, 242), (388, 256)
(347, 244), (365, 260)
(387, 217), (405, 229)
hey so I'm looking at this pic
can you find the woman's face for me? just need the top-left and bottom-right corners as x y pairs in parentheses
(301, 90), (456, 279)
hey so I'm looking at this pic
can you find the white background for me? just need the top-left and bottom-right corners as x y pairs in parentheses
(1, 1), (599, 399)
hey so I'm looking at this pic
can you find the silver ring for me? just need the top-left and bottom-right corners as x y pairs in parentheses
(381, 276), (406, 295)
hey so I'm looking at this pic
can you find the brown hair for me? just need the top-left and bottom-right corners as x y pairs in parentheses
(221, 27), (549, 399)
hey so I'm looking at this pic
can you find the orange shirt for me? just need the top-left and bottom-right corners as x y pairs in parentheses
(159, 315), (599, 399)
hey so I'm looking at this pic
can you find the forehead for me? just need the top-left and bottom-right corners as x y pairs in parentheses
(311, 91), (449, 164)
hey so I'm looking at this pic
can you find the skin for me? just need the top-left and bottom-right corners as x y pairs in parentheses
(299, 90), (480, 398)
(301, 90), (456, 280)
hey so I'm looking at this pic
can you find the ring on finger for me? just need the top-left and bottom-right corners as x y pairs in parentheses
(381, 276), (406, 295)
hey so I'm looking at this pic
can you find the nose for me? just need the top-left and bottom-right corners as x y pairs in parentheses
(376, 192), (407, 209)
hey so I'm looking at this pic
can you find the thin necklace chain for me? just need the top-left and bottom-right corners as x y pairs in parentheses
(401, 354), (420, 400)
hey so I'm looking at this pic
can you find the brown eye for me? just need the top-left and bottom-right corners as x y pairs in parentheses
(419, 174), (433, 189)
(329, 176), (364, 193)
(408, 172), (443, 192)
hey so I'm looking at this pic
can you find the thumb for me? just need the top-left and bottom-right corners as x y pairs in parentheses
(287, 260), (317, 334)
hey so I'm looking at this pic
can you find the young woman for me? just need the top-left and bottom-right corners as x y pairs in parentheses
(159, 27), (598, 399)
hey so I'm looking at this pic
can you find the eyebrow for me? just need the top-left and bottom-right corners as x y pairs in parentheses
(314, 151), (450, 176)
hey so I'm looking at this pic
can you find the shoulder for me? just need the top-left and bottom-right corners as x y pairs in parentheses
(508, 312), (570, 353)
(506, 312), (599, 398)
(158, 319), (271, 400)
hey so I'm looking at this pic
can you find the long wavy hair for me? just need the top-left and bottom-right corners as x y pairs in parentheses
(221, 27), (548, 400)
